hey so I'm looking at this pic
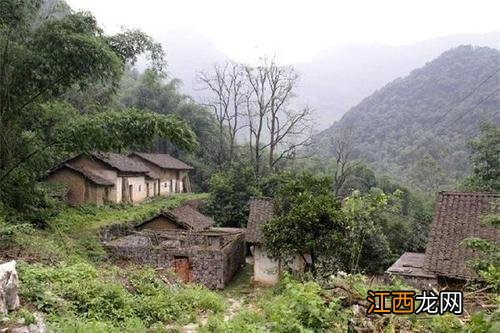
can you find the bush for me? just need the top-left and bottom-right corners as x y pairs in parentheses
(17, 262), (224, 330)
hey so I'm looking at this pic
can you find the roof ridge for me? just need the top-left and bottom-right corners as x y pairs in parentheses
(439, 191), (499, 196)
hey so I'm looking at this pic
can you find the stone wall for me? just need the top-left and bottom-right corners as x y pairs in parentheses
(103, 229), (245, 289)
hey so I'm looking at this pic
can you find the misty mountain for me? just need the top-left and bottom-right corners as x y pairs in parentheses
(159, 30), (499, 128)
(152, 30), (228, 98)
(294, 32), (500, 128)
(308, 45), (500, 185)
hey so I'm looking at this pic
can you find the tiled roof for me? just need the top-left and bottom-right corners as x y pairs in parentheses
(386, 252), (436, 279)
(50, 163), (114, 186)
(137, 204), (214, 231)
(91, 152), (150, 173)
(246, 197), (275, 244)
(130, 152), (193, 170)
(424, 192), (499, 280)
(166, 204), (214, 230)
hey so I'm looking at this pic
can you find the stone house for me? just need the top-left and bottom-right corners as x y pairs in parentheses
(47, 152), (155, 205)
(128, 152), (193, 195)
(386, 192), (499, 287)
(246, 197), (307, 286)
(102, 205), (244, 289)
(136, 204), (214, 231)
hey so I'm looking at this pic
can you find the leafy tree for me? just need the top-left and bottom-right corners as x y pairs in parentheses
(262, 173), (347, 275)
(118, 69), (222, 191)
(341, 190), (395, 273)
(464, 213), (500, 292)
(409, 153), (449, 192)
(0, 1), (195, 222)
(461, 123), (500, 192)
(204, 163), (259, 227)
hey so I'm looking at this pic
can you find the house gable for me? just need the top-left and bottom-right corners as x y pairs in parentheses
(136, 215), (187, 231)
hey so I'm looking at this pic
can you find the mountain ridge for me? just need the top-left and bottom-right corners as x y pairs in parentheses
(308, 45), (500, 186)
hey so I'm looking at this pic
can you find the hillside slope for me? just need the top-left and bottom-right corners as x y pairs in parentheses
(309, 45), (500, 185)
(294, 32), (500, 128)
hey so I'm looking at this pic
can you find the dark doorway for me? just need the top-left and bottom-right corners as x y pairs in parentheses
(128, 184), (133, 202)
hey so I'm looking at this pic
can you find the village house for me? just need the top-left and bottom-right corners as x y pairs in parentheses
(46, 152), (193, 206)
(136, 203), (214, 231)
(246, 197), (307, 286)
(102, 204), (244, 289)
(386, 191), (499, 288)
(129, 152), (193, 195)
(47, 152), (153, 205)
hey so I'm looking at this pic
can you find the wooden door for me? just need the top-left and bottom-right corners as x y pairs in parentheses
(173, 257), (191, 283)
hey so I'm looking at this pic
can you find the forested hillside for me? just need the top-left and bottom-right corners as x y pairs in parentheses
(309, 45), (500, 189)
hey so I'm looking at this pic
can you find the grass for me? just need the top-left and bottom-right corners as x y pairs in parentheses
(2, 193), (207, 263)
(1, 193), (232, 332)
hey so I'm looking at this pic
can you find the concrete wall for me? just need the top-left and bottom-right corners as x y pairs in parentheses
(251, 246), (307, 286)
(253, 245), (280, 286)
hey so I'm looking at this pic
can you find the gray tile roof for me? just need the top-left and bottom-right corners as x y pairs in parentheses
(130, 152), (193, 170)
(91, 152), (150, 173)
(50, 163), (114, 186)
(137, 204), (214, 231)
(424, 192), (499, 280)
(246, 197), (275, 244)
(386, 252), (436, 279)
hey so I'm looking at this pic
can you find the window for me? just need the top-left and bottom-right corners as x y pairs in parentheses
(164, 182), (168, 188)
(138, 185), (141, 192)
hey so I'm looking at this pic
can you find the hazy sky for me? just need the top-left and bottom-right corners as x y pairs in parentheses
(66, 0), (500, 63)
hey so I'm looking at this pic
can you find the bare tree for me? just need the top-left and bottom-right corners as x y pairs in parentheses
(197, 61), (246, 166)
(245, 58), (313, 174)
(331, 126), (360, 197)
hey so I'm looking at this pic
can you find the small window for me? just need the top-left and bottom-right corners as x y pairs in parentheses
(138, 185), (141, 192)
(165, 182), (167, 188)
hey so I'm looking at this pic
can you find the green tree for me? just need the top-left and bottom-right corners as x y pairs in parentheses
(262, 173), (347, 275)
(464, 213), (500, 292)
(118, 69), (222, 191)
(204, 163), (259, 227)
(0, 1), (195, 220)
(342, 190), (394, 273)
(409, 153), (449, 192)
(461, 123), (500, 192)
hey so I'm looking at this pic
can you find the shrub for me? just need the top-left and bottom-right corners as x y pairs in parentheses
(17, 262), (224, 330)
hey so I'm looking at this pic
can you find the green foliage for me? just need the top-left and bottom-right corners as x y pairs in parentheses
(17, 261), (224, 331)
(461, 123), (500, 192)
(464, 213), (500, 292)
(203, 275), (341, 333)
(262, 172), (346, 274)
(1, 193), (206, 262)
(118, 69), (222, 191)
(342, 189), (395, 273)
(261, 171), (432, 274)
(0, 1), (200, 223)
(310, 46), (500, 186)
(204, 163), (260, 227)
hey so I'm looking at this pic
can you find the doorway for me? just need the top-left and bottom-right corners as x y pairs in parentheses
(173, 256), (191, 283)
